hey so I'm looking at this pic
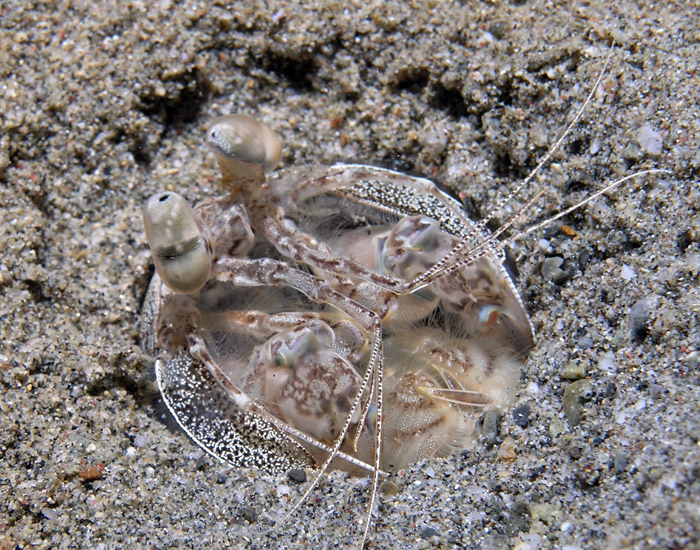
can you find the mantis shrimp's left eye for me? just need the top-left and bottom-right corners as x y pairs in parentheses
(143, 192), (212, 293)
(206, 114), (281, 181)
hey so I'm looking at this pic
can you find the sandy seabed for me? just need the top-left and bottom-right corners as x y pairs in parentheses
(1, 1), (698, 549)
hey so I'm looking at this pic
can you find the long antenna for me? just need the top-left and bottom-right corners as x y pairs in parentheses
(479, 41), (616, 226)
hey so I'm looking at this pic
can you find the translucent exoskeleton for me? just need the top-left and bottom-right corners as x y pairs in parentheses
(139, 48), (667, 548)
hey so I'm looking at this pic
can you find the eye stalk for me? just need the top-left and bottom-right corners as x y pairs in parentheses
(206, 114), (281, 186)
(143, 192), (212, 294)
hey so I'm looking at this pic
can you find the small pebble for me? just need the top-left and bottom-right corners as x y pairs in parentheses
(541, 257), (567, 284)
(420, 527), (440, 539)
(629, 297), (651, 342)
(506, 501), (531, 535)
(512, 405), (530, 428)
(237, 506), (257, 524)
(620, 264), (636, 281)
(561, 360), (587, 380)
(488, 21), (509, 39)
(419, 122), (449, 157)
(636, 124), (663, 155)
(576, 336), (594, 349)
(479, 408), (501, 446)
(597, 351), (617, 373)
(578, 249), (591, 271)
(287, 468), (307, 484)
(561, 224), (577, 237)
(575, 461), (602, 487)
(79, 464), (105, 482)
(567, 442), (584, 461)
(613, 451), (628, 475)
(549, 417), (565, 438)
(563, 380), (593, 426)
(677, 228), (698, 250)
(603, 382), (617, 399)
(685, 351), (700, 370)
(497, 435), (517, 461)
(622, 140), (644, 162)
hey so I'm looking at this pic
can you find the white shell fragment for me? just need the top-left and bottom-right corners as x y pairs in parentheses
(636, 124), (663, 156)
(143, 192), (212, 293)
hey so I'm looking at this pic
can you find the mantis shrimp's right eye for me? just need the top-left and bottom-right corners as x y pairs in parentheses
(143, 192), (212, 294)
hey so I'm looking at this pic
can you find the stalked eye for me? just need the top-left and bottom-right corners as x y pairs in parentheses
(143, 192), (212, 293)
(206, 114), (281, 180)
